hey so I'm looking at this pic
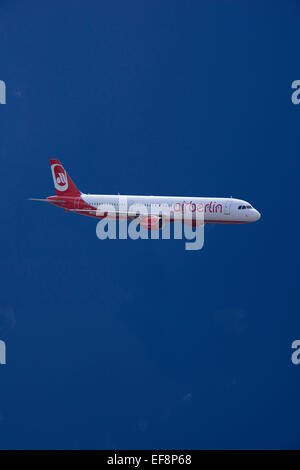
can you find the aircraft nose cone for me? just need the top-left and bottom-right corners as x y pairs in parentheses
(255, 210), (261, 221)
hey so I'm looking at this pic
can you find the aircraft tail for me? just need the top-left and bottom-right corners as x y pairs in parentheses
(49, 159), (81, 196)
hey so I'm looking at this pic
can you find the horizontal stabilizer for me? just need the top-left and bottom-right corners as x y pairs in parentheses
(28, 198), (50, 202)
(28, 198), (66, 203)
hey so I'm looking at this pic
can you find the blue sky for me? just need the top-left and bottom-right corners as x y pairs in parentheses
(0, 0), (300, 449)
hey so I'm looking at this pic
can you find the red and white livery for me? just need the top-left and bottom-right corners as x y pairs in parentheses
(30, 159), (261, 226)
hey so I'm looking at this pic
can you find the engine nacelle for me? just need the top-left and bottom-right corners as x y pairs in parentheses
(141, 216), (164, 230)
(183, 219), (204, 227)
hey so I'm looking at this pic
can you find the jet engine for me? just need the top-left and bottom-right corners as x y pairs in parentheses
(140, 216), (164, 230)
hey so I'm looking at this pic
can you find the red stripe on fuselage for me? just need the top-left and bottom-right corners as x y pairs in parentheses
(47, 196), (250, 223)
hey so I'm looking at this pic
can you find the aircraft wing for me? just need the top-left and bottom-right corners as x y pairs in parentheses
(69, 208), (143, 220)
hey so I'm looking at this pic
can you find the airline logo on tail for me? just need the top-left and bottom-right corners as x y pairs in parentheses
(51, 163), (69, 192)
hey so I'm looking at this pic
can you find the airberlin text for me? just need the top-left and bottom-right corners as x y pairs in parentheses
(174, 201), (222, 213)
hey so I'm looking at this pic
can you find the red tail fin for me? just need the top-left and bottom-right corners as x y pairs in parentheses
(49, 159), (81, 196)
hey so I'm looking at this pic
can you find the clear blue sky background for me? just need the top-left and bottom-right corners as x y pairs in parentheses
(1, 0), (300, 450)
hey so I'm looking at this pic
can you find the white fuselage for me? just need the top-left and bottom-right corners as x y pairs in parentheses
(42, 160), (261, 227)
(80, 194), (261, 224)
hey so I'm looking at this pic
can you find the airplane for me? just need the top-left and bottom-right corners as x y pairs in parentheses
(30, 159), (261, 229)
